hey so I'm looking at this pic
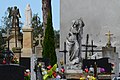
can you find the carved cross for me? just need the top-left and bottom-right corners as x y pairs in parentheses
(35, 34), (43, 47)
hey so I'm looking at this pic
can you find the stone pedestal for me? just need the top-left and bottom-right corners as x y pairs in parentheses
(22, 28), (33, 57)
(102, 47), (116, 68)
(65, 64), (83, 79)
(9, 27), (22, 50)
(65, 72), (82, 79)
(35, 46), (42, 58)
(102, 47), (116, 59)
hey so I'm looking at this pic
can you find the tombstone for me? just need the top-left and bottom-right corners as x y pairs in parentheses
(35, 34), (43, 58)
(21, 4), (33, 69)
(0, 65), (25, 80)
(102, 31), (118, 76)
(61, 18), (84, 79)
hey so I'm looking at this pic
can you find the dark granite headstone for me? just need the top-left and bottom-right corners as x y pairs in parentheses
(0, 64), (25, 80)
(83, 58), (112, 73)
(20, 58), (30, 69)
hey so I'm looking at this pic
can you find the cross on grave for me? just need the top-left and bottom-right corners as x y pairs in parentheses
(59, 42), (68, 64)
(82, 40), (103, 59)
(82, 34), (97, 59)
(105, 31), (113, 47)
(35, 34), (43, 47)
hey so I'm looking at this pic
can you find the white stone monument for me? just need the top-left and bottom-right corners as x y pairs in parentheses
(24, 4), (32, 28)
(22, 4), (36, 80)
(22, 4), (33, 57)
(66, 18), (84, 70)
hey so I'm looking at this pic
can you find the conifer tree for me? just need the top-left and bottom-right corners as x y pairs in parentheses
(42, 13), (57, 66)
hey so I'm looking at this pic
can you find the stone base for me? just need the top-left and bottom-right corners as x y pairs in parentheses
(35, 46), (42, 58)
(21, 48), (32, 57)
(65, 69), (82, 79)
(65, 73), (82, 79)
(66, 69), (83, 73)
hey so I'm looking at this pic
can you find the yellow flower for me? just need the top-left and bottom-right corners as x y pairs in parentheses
(80, 77), (85, 80)
(89, 76), (96, 80)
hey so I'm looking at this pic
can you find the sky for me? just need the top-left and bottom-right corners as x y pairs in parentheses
(0, 0), (60, 30)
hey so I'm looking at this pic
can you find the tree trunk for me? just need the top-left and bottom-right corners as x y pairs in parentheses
(42, 0), (52, 30)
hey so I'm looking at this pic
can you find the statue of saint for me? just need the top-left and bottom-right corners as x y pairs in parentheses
(66, 18), (85, 66)
(24, 4), (32, 27)
(8, 6), (21, 28)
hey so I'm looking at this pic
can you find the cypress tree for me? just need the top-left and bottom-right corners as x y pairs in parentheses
(42, 12), (57, 66)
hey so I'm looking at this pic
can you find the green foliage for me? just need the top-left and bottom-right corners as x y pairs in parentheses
(1, 10), (12, 31)
(24, 75), (30, 80)
(42, 13), (57, 66)
(32, 14), (43, 40)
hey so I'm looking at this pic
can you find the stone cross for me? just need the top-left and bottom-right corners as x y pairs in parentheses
(24, 4), (32, 27)
(105, 31), (113, 47)
(35, 34), (43, 47)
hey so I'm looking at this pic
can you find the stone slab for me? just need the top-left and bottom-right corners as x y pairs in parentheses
(65, 73), (82, 79)
(66, 69), (82, 73)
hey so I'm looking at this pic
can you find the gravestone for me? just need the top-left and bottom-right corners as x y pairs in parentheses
(35, 34), (43, 58)
(62, 18), (84, 79)
(22, 4), (33, 57)
(21, 4), (33, 69)
(0, 65), (25, 80)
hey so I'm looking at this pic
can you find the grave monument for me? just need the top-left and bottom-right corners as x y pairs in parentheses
(60, 0), (120, 79)
(21, 4), (33, 70)
(66, 18), (84, 70)
(22, 4), (33, 58)
(7, 6), (22, 61)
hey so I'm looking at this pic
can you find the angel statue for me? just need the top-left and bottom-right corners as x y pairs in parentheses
(66, 18), (85, 69)
(8, 6), (21, 28)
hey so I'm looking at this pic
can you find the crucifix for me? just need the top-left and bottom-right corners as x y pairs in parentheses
(105, 31), (113, 47)
(59, 42), (68, 64)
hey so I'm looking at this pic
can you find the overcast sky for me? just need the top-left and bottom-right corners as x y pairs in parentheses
(0, 0), (60, 30)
